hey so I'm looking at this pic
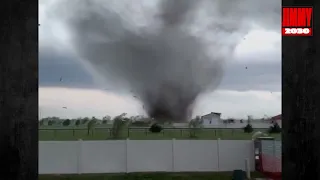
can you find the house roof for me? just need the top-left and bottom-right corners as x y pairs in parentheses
(201, 112), (221, 118)
(271, 114), (281, 120)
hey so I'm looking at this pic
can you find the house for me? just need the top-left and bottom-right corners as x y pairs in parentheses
(201, 112), (222, 127)
(270, 114), (281, 126)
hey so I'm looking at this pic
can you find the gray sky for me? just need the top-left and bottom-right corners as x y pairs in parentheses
(39, 0), (281, 119)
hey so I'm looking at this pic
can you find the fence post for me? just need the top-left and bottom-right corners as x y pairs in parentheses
(273, 139), (276, 173)
(77, 139), (82, 174)
(251, 139), (255, 172)
(245, 158), (251, 179)
(217, 138), (220, 171)
(172, 138), (175, 172)
(126, 138), (129, 173)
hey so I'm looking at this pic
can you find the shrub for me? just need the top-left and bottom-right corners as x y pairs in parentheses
(268, 123), (281, 133)
(243, 124), (253, 133)
(149, 123), (163, 133)
(62, 119), (71, 126)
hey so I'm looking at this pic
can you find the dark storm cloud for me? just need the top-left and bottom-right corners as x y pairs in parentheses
(40, 52), (280, 92)
(39, 51), (95, 89)
(220, 61), (281, 91)
(58, 0), (227, 122)
(40, 0), (280, 122)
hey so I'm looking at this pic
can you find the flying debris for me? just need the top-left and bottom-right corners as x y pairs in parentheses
(62, 107), (67, 109)
(59, 77), (63, 82)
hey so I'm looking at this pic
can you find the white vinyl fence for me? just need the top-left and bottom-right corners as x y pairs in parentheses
(39, 139), (255, 174)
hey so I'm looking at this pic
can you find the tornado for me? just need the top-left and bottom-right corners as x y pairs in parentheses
(54, 0), (280, 122)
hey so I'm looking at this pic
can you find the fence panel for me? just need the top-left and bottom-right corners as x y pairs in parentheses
(81, 140), (127, 173)
(173, 140), (219, 172)
(39, 141), (78, 174)
(127, 140), (173, 172)
(39, 140), (255, 174)
(219, 140), (255, 171)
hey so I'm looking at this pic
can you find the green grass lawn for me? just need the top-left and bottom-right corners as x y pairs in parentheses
(39, 172), (266, 180)
(39, 126), (281, 141)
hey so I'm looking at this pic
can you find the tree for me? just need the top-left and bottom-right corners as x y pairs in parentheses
(39, 119), (44, 126)
(247, 115), (253, 124)
(268, 122), (281, 133)
(102, 115), (111, 121)
(188, 116), (203, 138)
(49, 117), (60, 125)
(62, 119), (71, 126)
(47, 120), (53, 126)
(82, 117), (89, 125)
(102, 115), (111, 124)
(243, 115), (254, 133)
(243, 124), (253, 133)
(111, 113), (127, 139)
(75, 119), (81, 126)
(87, 119), (96, 135)
(123, 117), (131, 123)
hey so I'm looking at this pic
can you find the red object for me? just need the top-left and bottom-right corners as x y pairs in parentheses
(261, 154), (282, 179)
(255, 139), (282, 180)
(271, 114), (281, 121)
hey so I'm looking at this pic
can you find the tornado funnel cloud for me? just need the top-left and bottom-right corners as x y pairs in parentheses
(64, 0), (240, 122)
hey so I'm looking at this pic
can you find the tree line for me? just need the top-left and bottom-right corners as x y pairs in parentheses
(39, 114), (154, 127)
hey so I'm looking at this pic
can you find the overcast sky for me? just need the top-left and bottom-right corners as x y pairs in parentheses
(39, 0), (281, 119)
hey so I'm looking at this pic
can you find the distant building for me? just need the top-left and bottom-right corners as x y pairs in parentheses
(201, 112), (222, 127)
(172, 123), (189, 128)
(270, 114), (281, 126)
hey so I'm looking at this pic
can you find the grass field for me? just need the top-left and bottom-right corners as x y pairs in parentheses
(39, 172), (266, 180)
(39, 125), (281, 141)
